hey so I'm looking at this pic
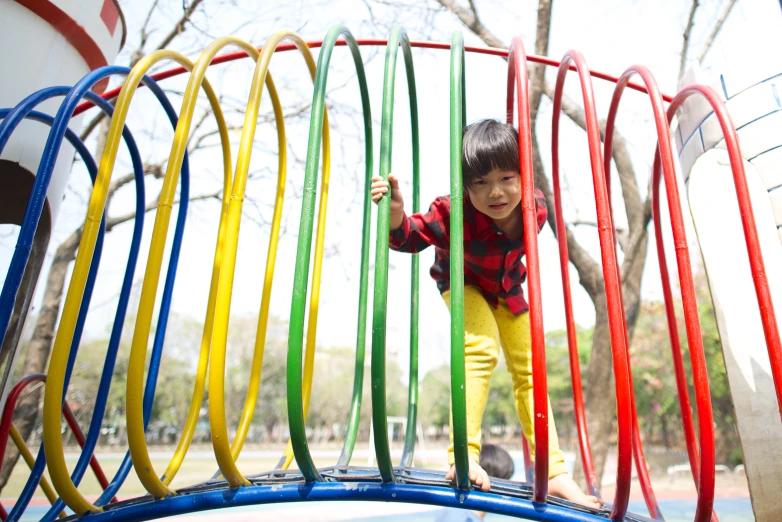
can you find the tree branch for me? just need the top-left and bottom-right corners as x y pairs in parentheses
(434, 0), (505, 48)
(138, 0), (162, 53)
(542, 82), (644, 235)
(531, 131), (603, 300)
(679, 0), (700, 83)
(572, 220), (631, 252)
(696, 0), (737, 64)
(106, 190), (220, 232)
(530, 0), (553, 119)
(155, 0), (205, 51)
(79, 112), (108, 142)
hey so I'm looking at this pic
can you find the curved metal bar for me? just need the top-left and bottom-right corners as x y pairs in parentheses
(286, 25), (368, 483)
(394, 27), (421, 471)
(508, 40), (599, 499)
(72, 40), (674, 119)
(6, 424), (61, 518)
(602, 65), (679, 521)
(672, 89), (782, 415)
(447, 30), (470, 491)
(335, 33), (375, 468)
(38, 56), (224, 513)
(648, 82), (778, 522)
(371, 23), (421, 479)
(506, 36), (551, 504)
(84, 52), (226, 505)
(64, 81), (183, 513)
(44, 481), (611, 522)
(550, 50), (633, 520)
(43, 75), (186, 522)
(0, 82), (147, 521)
(0, 105), (140, 514)
(0, 374), (116, 516)
(190, 35), (285, 489)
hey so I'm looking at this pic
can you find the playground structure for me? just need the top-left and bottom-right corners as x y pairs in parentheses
(0, 15), (781, 522)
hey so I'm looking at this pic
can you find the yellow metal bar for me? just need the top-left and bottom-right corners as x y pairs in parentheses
(208, 30), (331, 487)
(123, 44), (237, 499)
(9, 424), (64, 518)
(228, 63), (286, 461)
(42, 48), (229, 514)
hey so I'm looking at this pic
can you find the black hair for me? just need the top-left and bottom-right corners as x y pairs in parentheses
(479, 444), (515, 480)
(462, 119), (520, 188)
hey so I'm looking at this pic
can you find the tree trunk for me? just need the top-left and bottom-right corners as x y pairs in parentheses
(574, 228), (648, 487)
(582, 293), (616, 486)
(0, 228), (81, 491)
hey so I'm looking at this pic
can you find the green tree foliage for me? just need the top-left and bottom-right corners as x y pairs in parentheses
(419, 364), (451, 428)
(61, 312), (411, 446)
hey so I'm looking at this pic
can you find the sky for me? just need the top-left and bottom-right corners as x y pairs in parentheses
(2, 0), (781, 380)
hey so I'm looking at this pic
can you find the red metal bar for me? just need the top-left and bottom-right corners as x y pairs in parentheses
(60, 401), (114, 500)
(647, 82), (782, 521)
(651, 152), (702, 481)
(652, 153), (718, 522)
(551, 50), (633, 521)
(603, 65), (677, 520)
(604, 65), (719, 522)
(609, 69), (719, 521)
(70, 39), (673, 118)
(0, 375), (46, 468)
(0, 374), (118, 512)
(506, 37), (549, 503)
(672, 87), (782, 417)
(547, 116), (602, 499)
(511, 41), (601, 501)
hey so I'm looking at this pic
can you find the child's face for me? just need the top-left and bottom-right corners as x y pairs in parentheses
(466, 167), (521, 221)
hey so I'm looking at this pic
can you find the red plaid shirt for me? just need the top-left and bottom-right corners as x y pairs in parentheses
(389, 190), (547, 315)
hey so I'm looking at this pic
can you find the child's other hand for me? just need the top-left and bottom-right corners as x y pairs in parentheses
(371, 174), (403, 210)
(371, 174), (404, 230)
(445, 462), (491, 492)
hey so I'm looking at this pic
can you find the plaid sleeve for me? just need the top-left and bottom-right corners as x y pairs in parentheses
(535, 188), (548, 232)
(389, 196), (451, 253)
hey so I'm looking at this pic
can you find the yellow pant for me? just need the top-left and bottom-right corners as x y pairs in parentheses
(443, 286), (566, 479)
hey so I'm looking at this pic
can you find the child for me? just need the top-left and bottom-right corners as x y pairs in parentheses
(370, 119), (601, 508)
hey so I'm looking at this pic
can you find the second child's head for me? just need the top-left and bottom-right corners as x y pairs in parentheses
(479, 444), (515, 480)
(462, 119), (521, 221)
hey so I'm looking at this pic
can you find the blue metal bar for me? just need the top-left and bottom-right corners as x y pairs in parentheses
(73, 482), (611, 522)
(0, 89), (111, 521)
(0, 67), (185, 521)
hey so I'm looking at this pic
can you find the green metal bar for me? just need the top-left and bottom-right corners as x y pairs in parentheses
(336, 29), (375, 469)
(287, 24), (372, 482)
(399, 28), (421, 469)
(371, 24), (406, 483)
(449, 30), (470, 491)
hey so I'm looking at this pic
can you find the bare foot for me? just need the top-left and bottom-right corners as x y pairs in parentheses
(445, 462), (491, 492)
(547, 474), (603, 509)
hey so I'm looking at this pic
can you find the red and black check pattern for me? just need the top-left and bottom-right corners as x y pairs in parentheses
(389, 190), (548, 315)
